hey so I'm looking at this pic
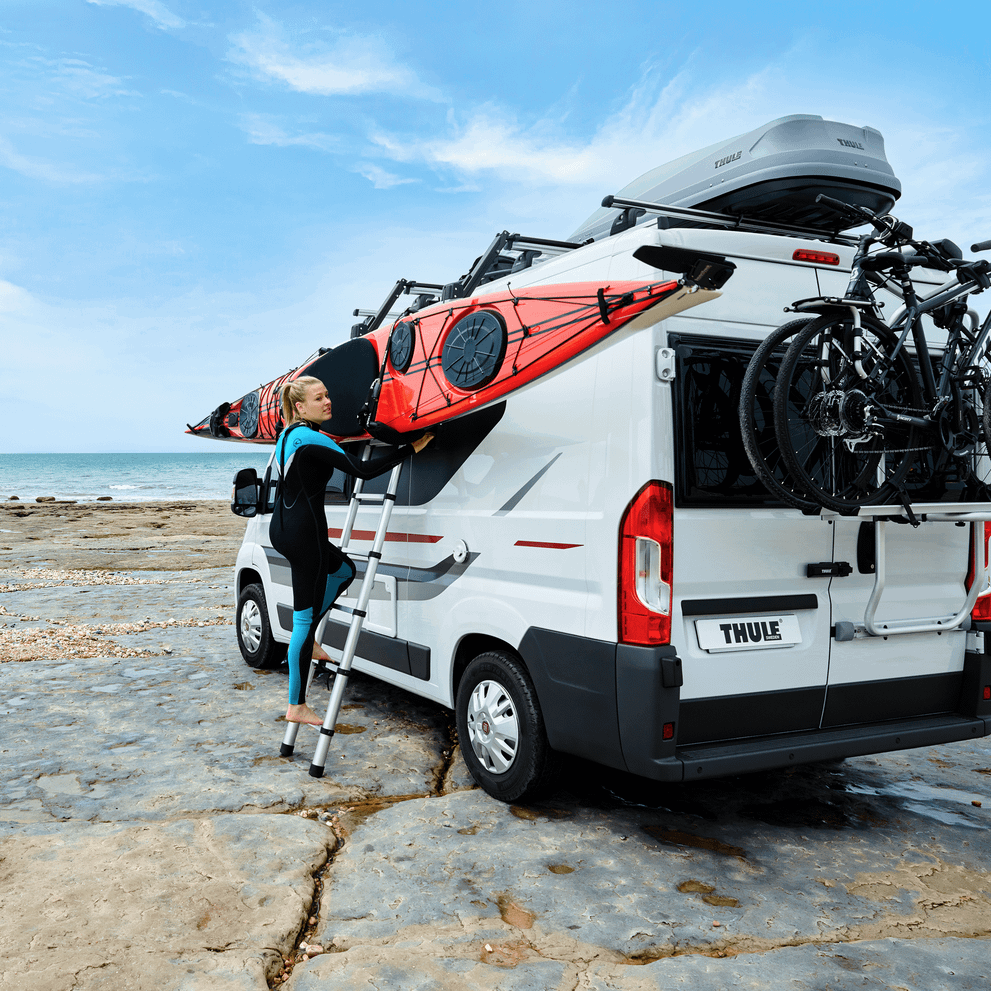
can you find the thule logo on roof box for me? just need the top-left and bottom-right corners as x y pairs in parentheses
(714, 150), (742, 169)
(837, 138), (865, 150)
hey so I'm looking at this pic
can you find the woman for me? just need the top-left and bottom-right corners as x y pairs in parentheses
(271, 375), (432, 727)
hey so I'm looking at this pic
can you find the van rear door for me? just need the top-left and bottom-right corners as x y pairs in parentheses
(668, 332), (835, 744)
(824, 515), (972, 725)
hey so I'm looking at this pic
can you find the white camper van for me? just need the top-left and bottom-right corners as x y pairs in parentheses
(230, 116), (991, 802)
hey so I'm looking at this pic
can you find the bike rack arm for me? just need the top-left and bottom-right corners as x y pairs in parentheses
(822, 502), (991, 637)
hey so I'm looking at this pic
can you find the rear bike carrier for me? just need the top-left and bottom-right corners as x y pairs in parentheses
(821, 501), (991, 637)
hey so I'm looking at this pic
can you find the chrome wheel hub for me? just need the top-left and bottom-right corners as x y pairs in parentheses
(466, 679), (519, 775)
(240, 600), (263, 653)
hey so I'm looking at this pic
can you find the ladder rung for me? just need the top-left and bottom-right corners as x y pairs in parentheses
(354, 493), (386, 503)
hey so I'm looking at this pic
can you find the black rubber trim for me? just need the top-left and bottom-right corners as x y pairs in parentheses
(679, 686), (826, 744)
(961, 650), (991, 717)
(822, 671), (964, 727)
(278, 602), (430, 681)
(518, 628), (625, 771)
(320, 727), (334, 737)
(368, 550), (382, 560)
(681, 593), (819, 616)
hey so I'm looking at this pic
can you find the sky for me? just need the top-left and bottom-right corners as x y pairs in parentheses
(1, 0), (990, 452)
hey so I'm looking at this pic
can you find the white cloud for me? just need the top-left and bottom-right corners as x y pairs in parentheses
(40, 57), (138, 99)
(86, 0), (185, 31)
(228, 14), (441, 101)
(352, 162), (418, 189)
(368, 51), (991, 250)
(0, 134), (102, 183)
(238, 113), (339, 152)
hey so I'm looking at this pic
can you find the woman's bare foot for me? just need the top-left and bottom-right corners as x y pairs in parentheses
(286, 703), (323, 726)
(311, 646), (332, 662)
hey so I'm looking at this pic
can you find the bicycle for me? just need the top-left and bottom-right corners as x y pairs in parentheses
(764, 195), (991, 515)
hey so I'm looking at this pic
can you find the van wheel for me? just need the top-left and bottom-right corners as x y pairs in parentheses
(236, 584), (285, 669)
(456, 651), (558, 803)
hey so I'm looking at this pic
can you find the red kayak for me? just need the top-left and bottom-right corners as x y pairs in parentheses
(187, 278), (721, 444)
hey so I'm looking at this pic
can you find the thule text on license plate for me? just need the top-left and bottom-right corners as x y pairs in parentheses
(695, 615), (802, 653)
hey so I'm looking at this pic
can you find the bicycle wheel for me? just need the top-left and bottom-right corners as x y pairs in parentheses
(774, 313), (924, 513)
(738, 318), (820, 511)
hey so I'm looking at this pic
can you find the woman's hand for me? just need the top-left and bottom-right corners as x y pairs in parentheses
(411, 433), (434, 454)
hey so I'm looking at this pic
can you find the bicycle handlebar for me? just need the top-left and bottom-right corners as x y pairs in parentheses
(972, 239), (991, 253)
(860, 250), (934, 273)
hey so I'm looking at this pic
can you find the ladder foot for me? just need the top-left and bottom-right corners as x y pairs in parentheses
(308, 763), (325, 778)
(280, 743), (295, 757)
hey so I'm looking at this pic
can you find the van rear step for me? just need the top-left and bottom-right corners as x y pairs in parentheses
(654, 713), (988, 782)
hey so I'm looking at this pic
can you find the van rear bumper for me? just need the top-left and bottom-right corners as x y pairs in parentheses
(644, 713), (989, 783)
(521, 628), (991, 783)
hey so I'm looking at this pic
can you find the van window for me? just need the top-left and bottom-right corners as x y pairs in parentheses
(359, 403), (505, 507)
(670, 334), (774, 507)
(670, 332), (964, 509)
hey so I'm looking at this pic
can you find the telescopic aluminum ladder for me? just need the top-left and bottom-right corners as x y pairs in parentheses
(279, 443), (403, 777)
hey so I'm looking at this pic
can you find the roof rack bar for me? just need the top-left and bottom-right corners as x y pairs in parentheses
(601, 194), (859, 245)
(506, 233), (587, 251)
(353, 279), (448, 336)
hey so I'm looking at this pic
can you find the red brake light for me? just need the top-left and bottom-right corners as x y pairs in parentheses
(967, 522), (991, 622)
(618, 480), (673, 645)
(793, 249), (840, 265)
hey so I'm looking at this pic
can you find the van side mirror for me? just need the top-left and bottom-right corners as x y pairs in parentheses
(231, 468), (260, 518)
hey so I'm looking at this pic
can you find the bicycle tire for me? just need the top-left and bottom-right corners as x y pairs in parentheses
(738, 318), (819, 512)
(773, 313), (924, 513)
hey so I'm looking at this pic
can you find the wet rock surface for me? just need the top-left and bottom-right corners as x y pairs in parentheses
(1, 504), (990, 989)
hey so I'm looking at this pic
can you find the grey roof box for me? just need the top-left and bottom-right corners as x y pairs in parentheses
(571, 114), (901, 242)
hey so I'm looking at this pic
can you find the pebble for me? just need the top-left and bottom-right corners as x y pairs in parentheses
(97, 496), (113, 501)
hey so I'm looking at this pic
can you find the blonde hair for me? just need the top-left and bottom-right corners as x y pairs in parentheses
(280, 375), (326, 425)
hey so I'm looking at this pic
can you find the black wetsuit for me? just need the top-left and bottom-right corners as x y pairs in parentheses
(270, 422), (412, 705)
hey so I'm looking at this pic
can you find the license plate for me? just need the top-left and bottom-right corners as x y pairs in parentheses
(695, 614), (802, 653)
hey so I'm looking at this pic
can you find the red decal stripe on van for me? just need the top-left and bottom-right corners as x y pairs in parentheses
(514, 540), (582, 549)
(329, 528), (443, 543)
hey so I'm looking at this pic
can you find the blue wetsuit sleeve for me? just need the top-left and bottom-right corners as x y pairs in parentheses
(297, 430), (412, 479)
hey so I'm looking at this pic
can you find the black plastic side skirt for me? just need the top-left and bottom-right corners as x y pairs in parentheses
(276, 604), (430, 680)
(517, 628), (683, 776)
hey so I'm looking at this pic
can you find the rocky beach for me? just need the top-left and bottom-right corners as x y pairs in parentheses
(2, 499), (990, 990)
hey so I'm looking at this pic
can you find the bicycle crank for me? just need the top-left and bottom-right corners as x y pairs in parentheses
(937, 400), (980, 457)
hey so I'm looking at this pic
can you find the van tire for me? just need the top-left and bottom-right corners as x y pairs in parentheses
(456, 651), (558, 803)
(237, 583), (285, 670)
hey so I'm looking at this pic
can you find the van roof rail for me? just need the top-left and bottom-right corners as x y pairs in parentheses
(601, 194), (861, 246)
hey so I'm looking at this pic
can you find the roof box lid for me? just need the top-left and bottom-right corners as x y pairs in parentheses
(570, 114), (901, 242)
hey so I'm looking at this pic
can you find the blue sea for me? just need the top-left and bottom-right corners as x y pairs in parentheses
(0, 452), (274, 503)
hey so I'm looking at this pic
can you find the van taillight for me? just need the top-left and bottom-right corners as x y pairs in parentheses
(966, 522), (991, 622)
(618, 481), (673, 645)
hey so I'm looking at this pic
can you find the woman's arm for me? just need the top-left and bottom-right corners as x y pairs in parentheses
(302, 433), (414, 479)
